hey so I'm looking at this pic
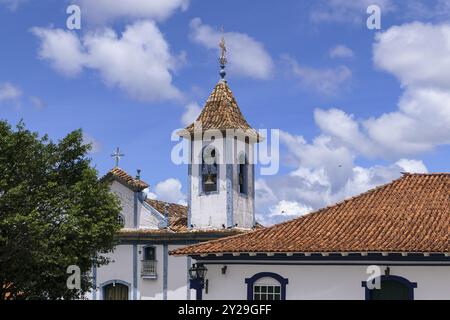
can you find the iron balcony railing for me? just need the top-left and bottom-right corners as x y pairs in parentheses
(141, 260), (157, 278)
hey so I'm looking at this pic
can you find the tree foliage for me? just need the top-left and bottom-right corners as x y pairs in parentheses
(0, 121), (121, 299)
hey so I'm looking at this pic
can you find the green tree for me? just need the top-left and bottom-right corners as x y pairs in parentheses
(0, 121), (122, 300)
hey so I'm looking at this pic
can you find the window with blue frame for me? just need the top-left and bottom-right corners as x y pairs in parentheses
(141, 246), (157, 278)
(362, 275), (417, 300)
(103, 282), (129, 300)
(245, 272), (288, 300)
(144, 246), (156, 261)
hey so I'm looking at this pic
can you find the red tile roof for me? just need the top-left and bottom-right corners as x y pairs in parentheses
(171, 173), (450, 255)
(180, 81), (259, 141)
(145, 198), (188, 232)
(118, 197), (262, 240)
(138, 198), (263, 234)
(101, 167), (149, 192)
(102, 168), (262, 235)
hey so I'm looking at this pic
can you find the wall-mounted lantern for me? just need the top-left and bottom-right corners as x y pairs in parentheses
(189, 263), (208, 300)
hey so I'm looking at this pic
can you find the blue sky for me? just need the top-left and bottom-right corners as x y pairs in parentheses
(1, 0), (449, 224)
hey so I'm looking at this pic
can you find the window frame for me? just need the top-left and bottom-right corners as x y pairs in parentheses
(200, 146), (219, 195)
(245, 272), (289, 301)
(100, 280), (131, 300)
(237, 154), (249, 195)
(143, 246), (156, 261)
(361, 275), (417, 300)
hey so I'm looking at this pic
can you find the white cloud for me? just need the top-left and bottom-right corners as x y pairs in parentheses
(310, 0), (395, 24)
(282, 55), (352, 96)
(369, 23), (450, 155)
(144, 189), (157, 200)
(313, 90), (450, 158)
(301, 23), (450, 158)
(29, 96), (46, 109)
(31, 28), (86, 77)
(314, 108), (373, 155)
(373, 22), (450, 89)
(0, 83), (47, 110)
(153, 178), (186, 205)
(82, 134), (102, 153)
(76, 0), (189, 24)
(189, 18), (274, 80)
(256, 129), (429, 225)
(329, 45), (354, 59)
(255, 22), (450, 225)
(343, 165), (395, 196)
(32, 20), (183, 102)
(181, 102), (201, 126)
(364, 88), (450, 155)
(396, 159), (428, 173)
(280, 131), (355, 194)
(0, 82), (22, 103)
(269, 200), (312, 217)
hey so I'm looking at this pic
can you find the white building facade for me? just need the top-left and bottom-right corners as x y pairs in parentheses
(89, 69), (260, 300)
(172, 173), (450, 300)
(87, 167), (254, 300)
(179, 258), (450, 300)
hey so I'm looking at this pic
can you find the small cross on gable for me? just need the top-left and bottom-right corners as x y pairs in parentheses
(111, 147), (125, 168)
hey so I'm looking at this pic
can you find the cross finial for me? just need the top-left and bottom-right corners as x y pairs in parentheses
(219, 26), (227, 80)
(111, 147), (125, 167)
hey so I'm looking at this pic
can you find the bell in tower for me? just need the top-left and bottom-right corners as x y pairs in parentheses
(177, 36), (260, 230)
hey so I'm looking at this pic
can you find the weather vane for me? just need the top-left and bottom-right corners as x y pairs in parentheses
(111, 147), (125, 167)
(219, 26), (227, 80)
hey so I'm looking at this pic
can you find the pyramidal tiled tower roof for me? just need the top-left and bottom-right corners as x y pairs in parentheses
(183, 80), (258, 139)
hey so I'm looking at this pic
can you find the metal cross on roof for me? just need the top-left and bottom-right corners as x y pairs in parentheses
(111, 147), (124, 168)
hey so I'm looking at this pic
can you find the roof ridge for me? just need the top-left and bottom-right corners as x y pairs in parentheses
(297, 172), (450, 220)
(172, 176), (409, 254)
(171, 173), (450, 254)
(402, 172), (450, 176)
(171, 173), (450, 255)
(101, 167), (149, 191)
(248, 174), (411, 233)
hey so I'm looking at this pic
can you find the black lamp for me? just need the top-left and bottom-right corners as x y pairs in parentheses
(189, 263), (208, 284)
(189, 263), (208, 300)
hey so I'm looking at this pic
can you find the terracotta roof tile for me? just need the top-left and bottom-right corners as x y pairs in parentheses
(143, 198), (264, 233)
(102, 168), (264, 235)
(180, 81), (259, 140)
(171, 173), (450, 255)
(101, 167), (149, 192)
(145, 199), (188, 232)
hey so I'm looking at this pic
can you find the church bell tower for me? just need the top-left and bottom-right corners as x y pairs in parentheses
(178, 36), (259, 230)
